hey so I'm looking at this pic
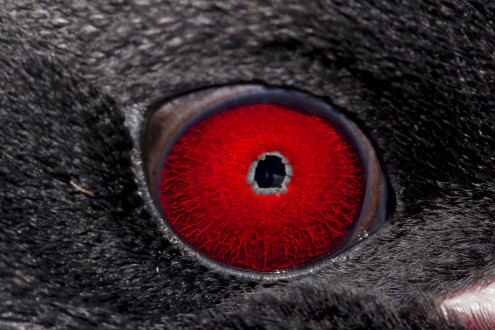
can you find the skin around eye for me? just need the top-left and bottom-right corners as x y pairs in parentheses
(143, 86), (389, 275)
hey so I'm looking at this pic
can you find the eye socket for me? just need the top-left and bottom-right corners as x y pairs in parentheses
(142, 85), (389, 276)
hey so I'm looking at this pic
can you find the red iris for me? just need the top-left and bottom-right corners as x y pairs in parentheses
(159, 104), (363, 271)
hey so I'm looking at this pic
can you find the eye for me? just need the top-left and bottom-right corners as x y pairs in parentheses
(141, 85), (390, 276)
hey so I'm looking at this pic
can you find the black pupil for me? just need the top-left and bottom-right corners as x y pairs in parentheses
(254, 155), (287, 188)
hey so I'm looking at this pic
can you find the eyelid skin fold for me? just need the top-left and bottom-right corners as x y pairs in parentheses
(138, 85), (390, 280)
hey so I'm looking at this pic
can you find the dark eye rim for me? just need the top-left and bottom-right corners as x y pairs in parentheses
(134, 84), (393, 280)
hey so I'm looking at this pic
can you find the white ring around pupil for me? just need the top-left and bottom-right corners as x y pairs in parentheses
(246, 151), (293, 195)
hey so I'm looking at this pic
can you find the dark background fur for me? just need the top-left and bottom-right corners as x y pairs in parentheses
(1, 1), (494, 328)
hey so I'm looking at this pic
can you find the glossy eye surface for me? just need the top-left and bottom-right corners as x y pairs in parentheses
(142, 85), (389, 275)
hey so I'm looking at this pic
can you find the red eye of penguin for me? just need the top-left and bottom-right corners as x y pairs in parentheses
(143, 85), (389, 274)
